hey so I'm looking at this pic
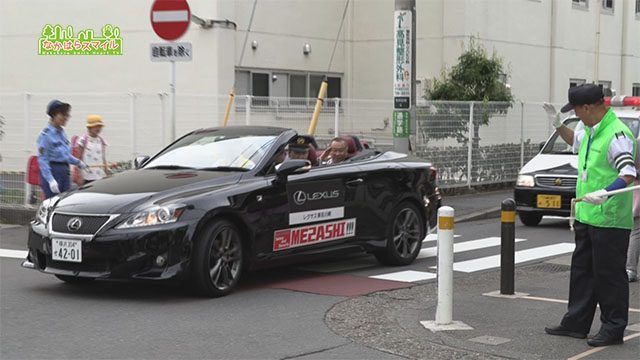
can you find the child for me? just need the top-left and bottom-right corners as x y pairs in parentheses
(73, 115), (108, 185)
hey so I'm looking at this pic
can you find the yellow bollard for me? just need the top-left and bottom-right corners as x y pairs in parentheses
(307, 79), (328, 135)
(222, 87), (235, 127)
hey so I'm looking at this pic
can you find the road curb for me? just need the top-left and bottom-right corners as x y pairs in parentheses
(0, 206), (35, 225)
(456, 207), (501, 223)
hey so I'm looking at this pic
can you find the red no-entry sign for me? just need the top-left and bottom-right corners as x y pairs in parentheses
(150, 0), (191, 41)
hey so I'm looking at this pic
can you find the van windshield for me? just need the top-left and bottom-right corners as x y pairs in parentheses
(541, 117), (640, 155)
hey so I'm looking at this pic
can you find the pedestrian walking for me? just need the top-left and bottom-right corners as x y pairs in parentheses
(37, 99), (88, 199)
(542, 84), (636, 347)
(72, 114), (108, 185)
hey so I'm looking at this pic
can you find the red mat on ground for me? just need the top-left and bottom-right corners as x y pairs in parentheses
(263, 273), (413, 297)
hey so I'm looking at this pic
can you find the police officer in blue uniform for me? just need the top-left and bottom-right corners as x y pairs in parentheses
(37, 100), (87, 199)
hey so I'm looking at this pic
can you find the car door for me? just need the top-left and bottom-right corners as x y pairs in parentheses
(253, 163), (367, 259)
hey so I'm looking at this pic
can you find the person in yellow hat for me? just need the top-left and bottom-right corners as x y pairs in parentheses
(72, 115), (109, 185)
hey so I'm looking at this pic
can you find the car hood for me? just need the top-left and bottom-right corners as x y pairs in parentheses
(520, 154), (578, 175)
(54, 169), (242, 214)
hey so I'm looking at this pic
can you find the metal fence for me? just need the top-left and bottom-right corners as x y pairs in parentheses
(0, 92), (560, 208)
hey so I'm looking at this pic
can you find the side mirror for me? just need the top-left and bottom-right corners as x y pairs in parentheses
(275, 159), (311, 180)
(134, 156), (150, 169)
(538, 142), (545, 151)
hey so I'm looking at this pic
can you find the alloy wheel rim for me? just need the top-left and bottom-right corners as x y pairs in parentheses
(208, 227), (242, 290)
(392, 208), (421, 258)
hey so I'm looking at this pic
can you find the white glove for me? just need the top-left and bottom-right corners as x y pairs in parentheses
(77, 161), (89, 170)
(582, 189), (608, 205)
(543, 103), (563, 129)
(48, 179), (60, 194)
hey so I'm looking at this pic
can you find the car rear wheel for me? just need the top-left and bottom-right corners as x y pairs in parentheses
(54, 274), (95, 284)
(192, 220), (244, 298)
(518, 212), (542, 226)
(374, 202), (424, 266)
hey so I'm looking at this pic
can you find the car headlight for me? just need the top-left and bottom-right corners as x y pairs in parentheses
(36, 196), (58, 225)
(516, 174), (535, 187)
(116, 204), (186, 229)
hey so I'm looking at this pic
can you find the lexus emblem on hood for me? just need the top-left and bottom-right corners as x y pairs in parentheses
(554, 178), (562, 186)
(67, 217), (82, 232)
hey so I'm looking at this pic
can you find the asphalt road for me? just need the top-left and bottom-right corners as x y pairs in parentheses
(0, 217), (627, 360)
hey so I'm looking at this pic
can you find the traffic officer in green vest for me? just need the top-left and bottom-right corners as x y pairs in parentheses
(542, 84), (635, 347)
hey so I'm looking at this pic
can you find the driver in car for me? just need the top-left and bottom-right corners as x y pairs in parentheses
(287, 136), (311, 161)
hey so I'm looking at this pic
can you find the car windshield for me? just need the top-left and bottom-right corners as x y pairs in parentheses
(143, 132), (277, 170)
(542, 117), (640, 154)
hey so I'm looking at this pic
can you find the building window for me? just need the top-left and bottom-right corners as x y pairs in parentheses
(633, 83), (640, 97)
(235, 69), (342, 109)
(636, 0), (640, 14)
(573, 0), (588, 9)
(570, 78), (586, 88)
(289, 74), (306, 98)
(602, 0), (614, 11)
(598, 81), (612, 96)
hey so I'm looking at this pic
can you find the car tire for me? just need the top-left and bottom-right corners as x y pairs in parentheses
(54, 274), (95, 284)
(192, 219), (244, 298)
(518, 212), (542, 226)
(374, 202), (425, 266)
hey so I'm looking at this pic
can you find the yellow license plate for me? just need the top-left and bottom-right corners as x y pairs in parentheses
(537, 194), (561, 209)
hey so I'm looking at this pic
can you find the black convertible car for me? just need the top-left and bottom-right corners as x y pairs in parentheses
(23, 126), (441, 297)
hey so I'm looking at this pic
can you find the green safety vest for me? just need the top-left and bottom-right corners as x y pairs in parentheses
(576, 109), (636, 230)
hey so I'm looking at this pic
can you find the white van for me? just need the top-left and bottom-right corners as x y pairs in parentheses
(514, 96), (640, 226)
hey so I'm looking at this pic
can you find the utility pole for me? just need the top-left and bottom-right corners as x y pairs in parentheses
(393, 0), (416, 154)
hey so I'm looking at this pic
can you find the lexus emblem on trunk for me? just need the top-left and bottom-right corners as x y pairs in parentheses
(67, 217), (82, 232)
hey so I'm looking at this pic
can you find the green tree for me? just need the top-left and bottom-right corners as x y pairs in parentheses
(421, 40), (513, 145)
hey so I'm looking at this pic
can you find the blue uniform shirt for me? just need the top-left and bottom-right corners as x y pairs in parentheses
(37, 123), (80, 182)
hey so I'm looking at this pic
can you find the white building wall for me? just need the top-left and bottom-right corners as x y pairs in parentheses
(2, 0), (638, 102)
(0, 0), (235, 95)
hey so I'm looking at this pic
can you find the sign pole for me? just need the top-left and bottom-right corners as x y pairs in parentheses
(170, 60), (176, 141)
(393, 0), (415, 153)
(150, 0), (191, 142)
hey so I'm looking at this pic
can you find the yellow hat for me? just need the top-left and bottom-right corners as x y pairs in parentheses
(86, 114), (104, 128)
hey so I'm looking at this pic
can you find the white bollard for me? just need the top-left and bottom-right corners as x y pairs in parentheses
(436, 206), (454, 325)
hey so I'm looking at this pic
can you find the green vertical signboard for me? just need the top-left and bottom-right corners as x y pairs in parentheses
(393, 110), (410, 138)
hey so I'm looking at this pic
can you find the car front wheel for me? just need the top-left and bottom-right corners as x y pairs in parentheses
(192, 220), (244, 298)
(374, 202), (424, 266)
(518, 212), (542, 226)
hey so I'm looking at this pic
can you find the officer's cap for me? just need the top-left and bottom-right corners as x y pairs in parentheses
(46, 99), (71, 117)
(287, 136), (311, 153)
(560, 84), (604, 113)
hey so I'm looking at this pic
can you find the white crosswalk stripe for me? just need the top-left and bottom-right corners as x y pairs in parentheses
(429, 243), (575, 273)
(368, 234), (576, 282)
(417, 237), (527, 259)
(0, 249), (28, 259)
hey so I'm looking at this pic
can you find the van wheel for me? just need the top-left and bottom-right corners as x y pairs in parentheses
(518, 212), (542, 226)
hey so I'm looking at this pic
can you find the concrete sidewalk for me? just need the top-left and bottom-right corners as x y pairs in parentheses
(326, 260), (640, 360)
